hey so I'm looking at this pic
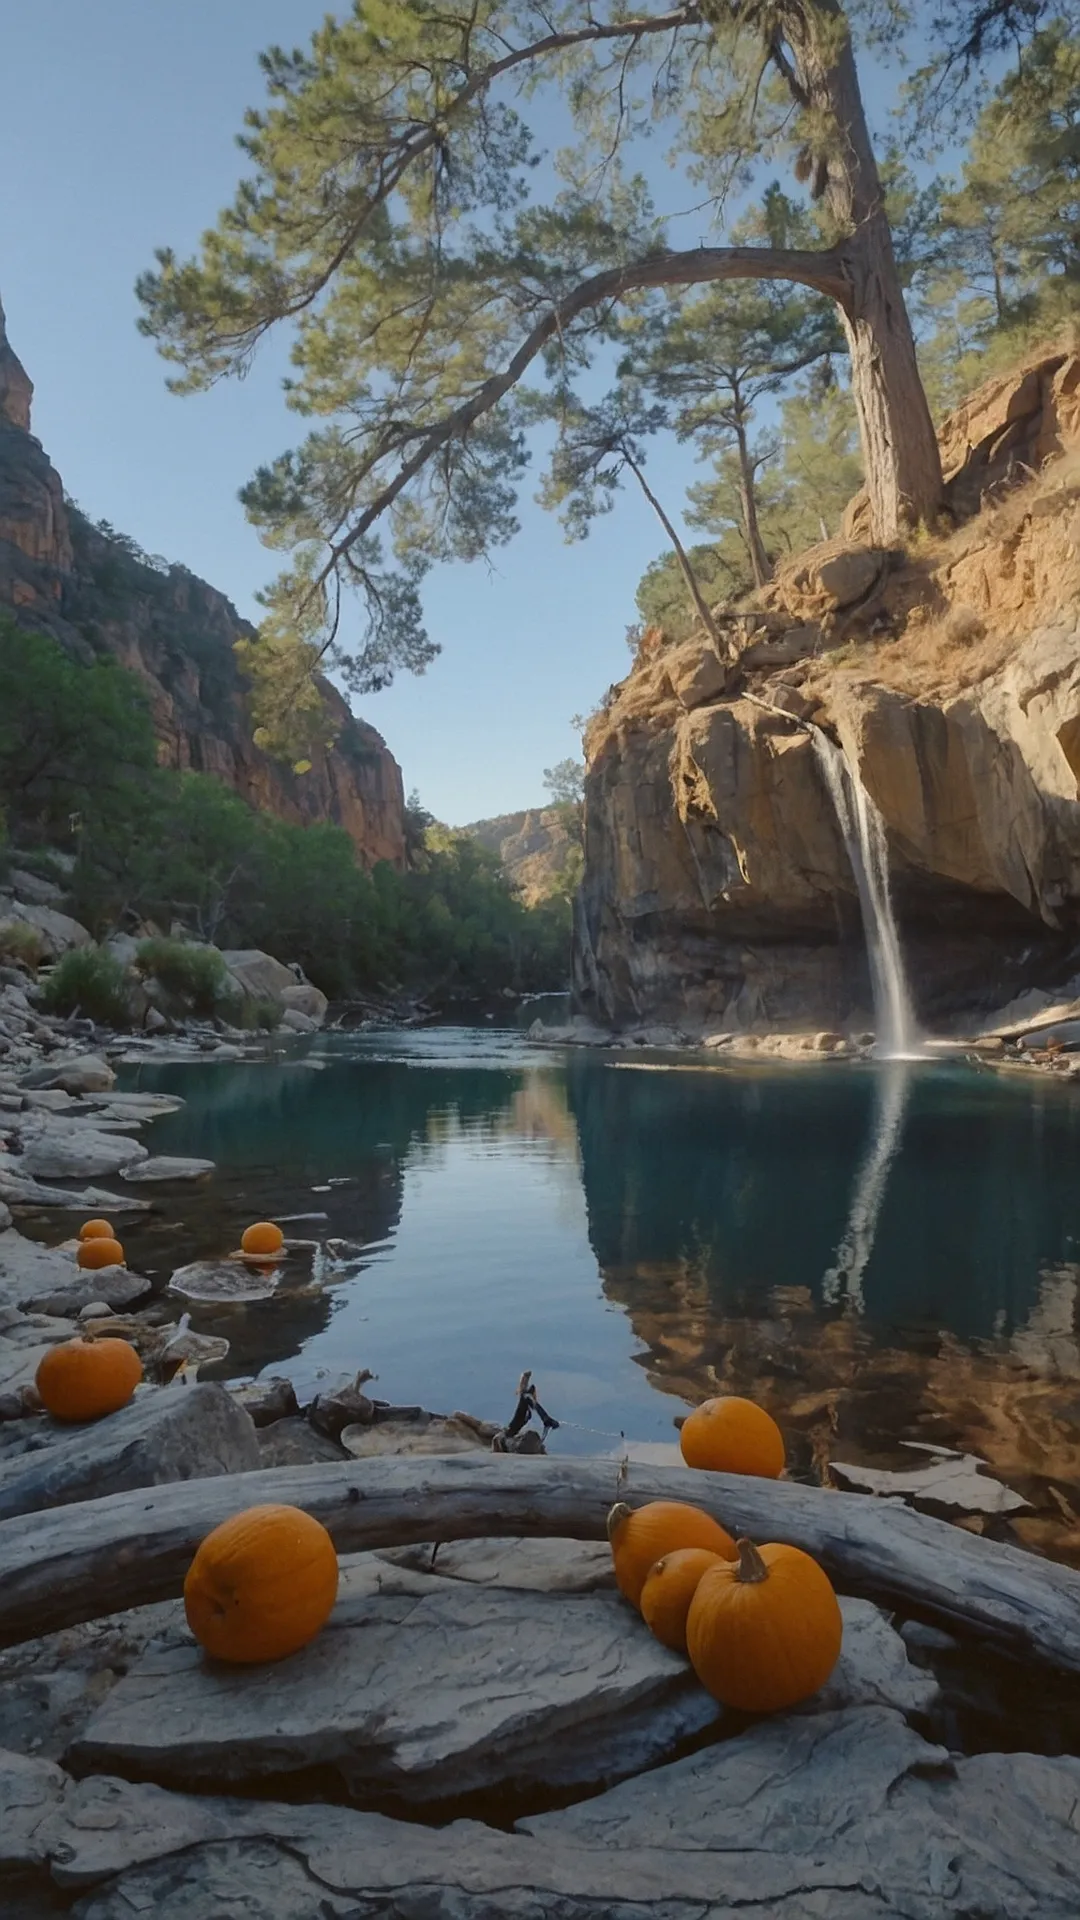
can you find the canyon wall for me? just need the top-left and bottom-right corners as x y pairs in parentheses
(0, 297), (406, 867)
(575, 348), (1080, 1033)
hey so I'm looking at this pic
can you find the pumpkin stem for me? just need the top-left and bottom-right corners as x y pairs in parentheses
(606, 1501), (632, 1544)
(734, 1538), (770, 1585)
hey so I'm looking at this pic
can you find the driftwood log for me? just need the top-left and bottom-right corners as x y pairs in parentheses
(2, 1455), (1080, 1670)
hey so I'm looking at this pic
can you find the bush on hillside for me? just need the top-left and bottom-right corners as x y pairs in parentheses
(1, 620), (571, 1005)
(40, 946), (130, 1026)
(136, 938), (236, 1018)
(0, 920), (48, 974)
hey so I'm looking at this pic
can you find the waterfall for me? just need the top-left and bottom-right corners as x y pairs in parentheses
(812, 729), (921, 1060)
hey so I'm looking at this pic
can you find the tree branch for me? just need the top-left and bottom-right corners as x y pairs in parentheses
(307, 241), (849, 625)
(205, 8), (705, 351)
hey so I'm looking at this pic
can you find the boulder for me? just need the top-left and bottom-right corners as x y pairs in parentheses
(280, 1008), (317, 1034)
(0, 1382), (260, 1521)
(279, 984), (328, 1024)
(0, 900), (90, 958)
(666, 641), (729, 711)
(219, 950), (297, 1003)
(70, 1568), (719, 1801)
(7, 870), (63, 907)
(20, 1056), (115, 1095)
(257, 1418), (347, 1467)
(18, 1126), (147, 1181)
(28, 1268), (150, 1318)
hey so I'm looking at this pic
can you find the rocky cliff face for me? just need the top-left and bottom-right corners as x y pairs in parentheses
(575, 347), (1080, 1034)
(465, 807), (578, 904)
(0, 297), (405, 867)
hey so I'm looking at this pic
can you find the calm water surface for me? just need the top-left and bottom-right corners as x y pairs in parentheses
(116, 1022), (1080, 1563)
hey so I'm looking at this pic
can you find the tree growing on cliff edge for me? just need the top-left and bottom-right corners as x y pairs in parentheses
(136, 0), (1073, 747)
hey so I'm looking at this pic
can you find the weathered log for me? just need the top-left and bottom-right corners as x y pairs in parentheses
(1, 1456), (1079, 1670)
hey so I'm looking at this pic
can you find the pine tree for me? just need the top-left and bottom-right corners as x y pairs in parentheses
(135, 0), (1074, 742)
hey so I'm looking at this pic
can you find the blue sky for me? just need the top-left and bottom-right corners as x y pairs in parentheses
(1, 3), (942, 824)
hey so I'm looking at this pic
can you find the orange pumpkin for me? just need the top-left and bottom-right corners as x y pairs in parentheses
(679, 1396), (785, 1479)
(184, 1503), (339, 1664)
(79, 1217), (114, 1241)
(35, 1335), (143, 1422)
(686, 1537), (843, 1713)
(607, 1500), (737, 1608)
(76, 1236), (125, 1271)
(640, 1547), (726, 1654)
(240, 1221), (284, 1258)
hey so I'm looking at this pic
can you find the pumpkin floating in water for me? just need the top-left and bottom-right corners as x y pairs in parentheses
(640, 1547), (726, 1655)
(240, 1221), (284, 1258)
(79, 1218), (114, 1241)
(76, 1236), (125, 1271)
(686, 1536), (843, 1713)
(184, 1503), (339, 1664)
(679, 1395), (785, 1479)
(35, 1334), (143, 1423)
(607, 1500), (737, 1608)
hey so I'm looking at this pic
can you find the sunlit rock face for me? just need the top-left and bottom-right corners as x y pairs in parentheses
(0, 297), (405, 868)
(575, 350), (1080, 1036)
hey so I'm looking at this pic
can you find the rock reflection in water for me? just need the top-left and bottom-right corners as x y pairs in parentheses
(568, 1054), (1080, 1566)
(115, 1035), (1080, 1566)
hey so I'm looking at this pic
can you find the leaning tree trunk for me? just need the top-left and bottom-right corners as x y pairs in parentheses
(733, 417), (772, 587)
(766, 0), (944, 540)
(623, 450), (733, 658)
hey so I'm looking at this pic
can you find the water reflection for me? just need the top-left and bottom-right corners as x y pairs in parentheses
(111, 1034), (1080, 1564)
(822, 1064), (910, 1313)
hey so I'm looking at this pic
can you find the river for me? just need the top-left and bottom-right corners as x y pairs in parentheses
(116, 1018), (1080, 1566)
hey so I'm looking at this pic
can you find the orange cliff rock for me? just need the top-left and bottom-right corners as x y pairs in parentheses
(0, 294), (405, 868)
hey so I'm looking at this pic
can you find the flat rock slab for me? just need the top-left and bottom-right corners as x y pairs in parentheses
(71, 1579), (719, 1802)
(0, 1174), (150, 1212)
(18, 1127), (147, 1181)
(0, 1382), (260, 1522)
(167, 1260), (279, 1303)
(84, 1094), (185, 1119)
(9, 1715), (1080, 1917)
(378, 1536), (615, 1593)
(120, 1157), (214, 1184)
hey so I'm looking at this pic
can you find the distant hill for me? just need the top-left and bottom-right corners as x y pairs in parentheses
(463, 806), (579, 905)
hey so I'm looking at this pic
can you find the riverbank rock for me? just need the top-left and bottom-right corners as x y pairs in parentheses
(20, 1056), (115, 1095)
(12, 1707), (1080, 1917)
(0, 1382), (260, 1521)
(220, 950), (297, 1003)
(280, 983), (328, 1024)
(28, 1268), (150, 1318)
(120, 1156), (214, 1184)
(69, 1568), (720, 1802)
(18, 1124), (147, 1181)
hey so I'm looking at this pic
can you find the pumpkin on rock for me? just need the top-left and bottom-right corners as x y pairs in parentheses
(184, 1503), (339, 1664)
(76, 1236), (125, 1271)
(240, 1221), (284, 1258)
(679, 1395), (785, 1479)
(640, 1547), (726, 1655)
(686, 1537), (842, 1713)
(79, 1218), (114, 1241)
(607, 1500), (736, 1608)
(35, 1335), (143, 1422)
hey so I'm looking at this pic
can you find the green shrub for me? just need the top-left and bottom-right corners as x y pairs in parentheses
(231, 996), (284, 1032)
(136, 938), (235, 1018)
(0, 920), (48, 973)
(40, 946), (130, 1025)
